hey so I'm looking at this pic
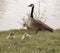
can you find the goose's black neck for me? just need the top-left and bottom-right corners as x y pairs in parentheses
(31, 5), (34, 18)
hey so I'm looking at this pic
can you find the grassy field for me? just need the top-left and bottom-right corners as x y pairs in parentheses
(0, 29), (60, 53)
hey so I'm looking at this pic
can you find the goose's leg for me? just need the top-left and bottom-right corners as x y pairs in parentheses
(35, 30), (38, 34)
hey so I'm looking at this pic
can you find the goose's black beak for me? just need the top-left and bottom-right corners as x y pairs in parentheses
(28, 4), (34, 7)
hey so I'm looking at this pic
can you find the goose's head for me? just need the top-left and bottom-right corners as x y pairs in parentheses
(28, 4), (34, 7)
(28, 4), (34, 18)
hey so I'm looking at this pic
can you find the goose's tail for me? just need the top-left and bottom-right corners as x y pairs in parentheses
(47, 27), (54, 32)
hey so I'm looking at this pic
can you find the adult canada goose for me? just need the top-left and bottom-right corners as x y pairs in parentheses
(26, 4), (53, 33)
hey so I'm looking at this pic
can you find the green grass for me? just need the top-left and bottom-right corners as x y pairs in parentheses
(0, 29), (60, 53)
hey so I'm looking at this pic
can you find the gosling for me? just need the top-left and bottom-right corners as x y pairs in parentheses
(7, 32), (15, 40)
(22, 32), (31, 40)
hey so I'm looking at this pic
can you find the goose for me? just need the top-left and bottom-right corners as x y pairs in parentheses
(25, 4), (54, 33)
(22, 32), (31, 40)
(7, 32), (15, 40)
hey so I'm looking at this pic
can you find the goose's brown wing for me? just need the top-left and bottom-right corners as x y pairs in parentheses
(32, 19), (53, 32)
